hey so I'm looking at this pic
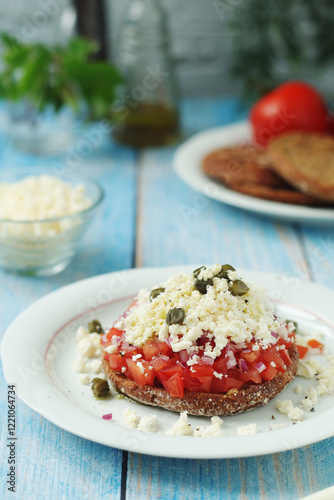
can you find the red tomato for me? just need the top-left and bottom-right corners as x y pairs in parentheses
(162, 372), (184, 398)
(126, 358), (156, 386)
(143, 340), (172, 360)
(279, 348), (292, 366)
(261, 364), (278, 381)
(159, 365), (185, 397)
(213, 356), (228, 374)
(297, 345), (308, 359)
(109, 353), (129, 376)
(184, 371), (203, 392)
(237, 367), (262, 385)
(184, 371), (213, 393)
(250, 81), (328, 146)
(106, 327), (124, 340)
(261, 348), (285, 373)
(189, 364), (214, 378)
(211, 375), (243, 393)
(307, 339), (324, 351)
(277, 337), (293, 349)
(240, 350), (261, 364)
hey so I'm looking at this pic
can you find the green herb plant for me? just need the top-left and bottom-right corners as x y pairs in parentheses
(0, 33), (123, 120)
(225, 0), (334, 102)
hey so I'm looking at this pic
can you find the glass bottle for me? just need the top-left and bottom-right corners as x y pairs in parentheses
(112, 0), (180, 147)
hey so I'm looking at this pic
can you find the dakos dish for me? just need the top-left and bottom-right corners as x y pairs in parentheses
(100, 264), (298, 416)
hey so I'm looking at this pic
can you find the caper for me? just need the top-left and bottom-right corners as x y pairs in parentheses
(88, 319), (104, 334)
(193, 266), (206, 278)
(149, 287), (165, 301)
(166, 307), (186, 325)
(195, 278), (213, 294)
(228, 279), (249, 296)
(91, 378), (110, 398)
(215, 264), (236, 280)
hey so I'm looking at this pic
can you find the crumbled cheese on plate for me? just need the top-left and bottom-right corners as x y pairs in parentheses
(236, 424), (258, 436)
(165, 412), (193, 436)
(73, 326), (104, 384)
(194, 416), (224, 437)
(276, 400), (304, 421)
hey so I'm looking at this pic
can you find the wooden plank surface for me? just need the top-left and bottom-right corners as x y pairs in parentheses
(1, 99), (334, 499)
(0, 135), (137, 500)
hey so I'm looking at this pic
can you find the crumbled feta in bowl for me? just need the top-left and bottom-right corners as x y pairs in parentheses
(0, 171), (103, 276)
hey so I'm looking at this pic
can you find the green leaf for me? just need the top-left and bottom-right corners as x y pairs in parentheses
(0, 33), (123, 119)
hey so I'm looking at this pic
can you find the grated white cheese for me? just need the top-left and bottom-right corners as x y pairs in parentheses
(294, 384), (304, 394)
(78, 374), (91, 385)
(276, 400), (304, 421)
(316, 365), (334, 396)
(0, 175), (92, 238)
(73, 327), (103, 384)
(123, 409), (139, 428)
(105, 344), (118, 354)
(194, 416), (224, 437)
(115, 265), (283, 360)
(300, 387), (318, 411)
(236, 424), (258, 436)
(138, 415), (159, 433)
(297, 360), (318, 379)
(166, 412), (193, 436)
(269, 424), (286, 430)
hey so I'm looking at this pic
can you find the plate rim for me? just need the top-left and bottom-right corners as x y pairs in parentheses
(173, 121), (334, 224)
(2, 265), (334, 459)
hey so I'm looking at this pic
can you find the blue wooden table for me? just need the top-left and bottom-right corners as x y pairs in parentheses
(1, 98), (333, 500)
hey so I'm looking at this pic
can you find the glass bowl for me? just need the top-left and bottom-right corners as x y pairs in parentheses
(0, 171), (104, 276)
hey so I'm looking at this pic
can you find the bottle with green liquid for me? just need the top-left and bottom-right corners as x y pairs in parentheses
(112, 0), (180, 147)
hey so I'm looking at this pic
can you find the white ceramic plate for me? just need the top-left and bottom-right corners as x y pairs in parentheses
(2, 266), (334, 459)
(173, 121), (334, 226)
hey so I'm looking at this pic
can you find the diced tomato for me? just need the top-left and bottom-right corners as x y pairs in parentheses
(150, 355), (173, 381)
(277, 337), (293, 349)
(126, 358), (156, 386)
(237, 366), (262, 385)
(297, 345), (308, 359)
(162, 371), (184, 398)
(261, 349), (285, 373)
(159, 364), (184, 382)
(109, 353), (126, 373)
(159, 365), (185, 397)
(261, 364), (278, 381)
(103, 352), (110, 361)
(121, 347), (142, 359)
(172, 352), (181, 363)
(223, 376), (243, 391)
(211, 374), (243, 393)
(106, 327), (124, 340)
(211, 376), (226, 394)
(196, 376), (213, 392)
(279, 348), (292, 366)
(240, 350), (261, 364)
(143, 340), (172, 361)
(189, 364), (214, 378)
(184, 371), (203, 392)
(184, 374), (212, 393)
(213, 356), (228, 374)
(307, 339), (324, 351)
(183, 363), (213, 392)
(184, 372), (200, 391)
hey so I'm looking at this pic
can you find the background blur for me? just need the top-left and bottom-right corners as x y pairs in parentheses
(1, 0), (334, 99)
